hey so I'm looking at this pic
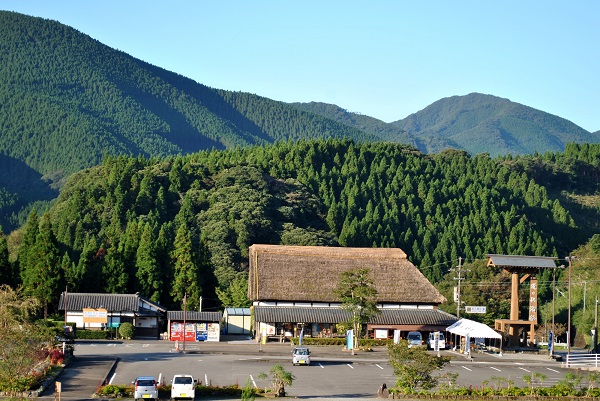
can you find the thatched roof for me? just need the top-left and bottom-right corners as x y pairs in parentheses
(248, 245), (446, 304)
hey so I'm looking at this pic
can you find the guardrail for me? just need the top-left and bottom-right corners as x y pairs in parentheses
(565, 353), (600, 368)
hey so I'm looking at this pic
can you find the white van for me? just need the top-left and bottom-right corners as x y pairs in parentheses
(170, 374), (196, 400)
(427, 332), (446, 350)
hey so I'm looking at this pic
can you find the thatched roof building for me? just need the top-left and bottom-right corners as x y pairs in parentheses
(248, 245), (446, 305)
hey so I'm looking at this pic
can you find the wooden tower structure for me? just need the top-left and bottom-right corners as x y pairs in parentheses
(487, 254), (557, 346)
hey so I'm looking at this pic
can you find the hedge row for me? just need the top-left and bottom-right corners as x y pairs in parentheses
(289, 337), (392, 347)
(75, 330), (109, 339)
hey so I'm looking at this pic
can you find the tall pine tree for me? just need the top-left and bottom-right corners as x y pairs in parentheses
(170, 223), (201, 310)
(135, 222), (163, 303)
(21, 213), (61, 318)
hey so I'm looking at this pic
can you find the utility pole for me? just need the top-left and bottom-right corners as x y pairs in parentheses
(567, 256), (574, 358)
(452, 257), (466, 318)
(595, 297), (598, 354)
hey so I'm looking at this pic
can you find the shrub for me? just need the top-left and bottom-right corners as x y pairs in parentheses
(96, 384), (126, 396)
(119, 322), (135, 339)
(75, 330), (109, 339)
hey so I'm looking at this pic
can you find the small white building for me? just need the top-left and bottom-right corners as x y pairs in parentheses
(223, 308), (252, 335)
(58, 292), (166, 339)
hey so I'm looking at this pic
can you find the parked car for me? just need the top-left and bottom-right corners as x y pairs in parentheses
(407, 331), (424, 348)
(171, 374), (196, 400)
(292, 346), (311, 365)
(427, 332), (446, 350)
(133, 376), (158, 401)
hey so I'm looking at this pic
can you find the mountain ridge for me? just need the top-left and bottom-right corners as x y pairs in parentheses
(1, 10), (599, 231)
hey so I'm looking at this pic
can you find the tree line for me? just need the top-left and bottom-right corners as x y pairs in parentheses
(1, 139), (599, 320)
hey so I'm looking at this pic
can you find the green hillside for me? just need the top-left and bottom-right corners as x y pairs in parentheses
(0, 11), (378, 231)
(392, 93), (600, 156)
(290, 102), (420, 146)
(5, 139), (600, 315)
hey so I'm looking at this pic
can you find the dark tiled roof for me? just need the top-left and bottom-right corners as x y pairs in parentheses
(487, 254), (557, 269)
(370, 309), (458, 326)
(167, 311), (222, 322)
(58, 293), (166, 313)
(248, 245), (446, 304)
(253, 306), (458, 326)
(255, 307), (350, 324)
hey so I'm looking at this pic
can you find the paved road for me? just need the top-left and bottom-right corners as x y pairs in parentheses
(36, 338), (570, 400)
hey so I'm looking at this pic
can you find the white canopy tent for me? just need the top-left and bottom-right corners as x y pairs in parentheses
(446, 318), (503, 354)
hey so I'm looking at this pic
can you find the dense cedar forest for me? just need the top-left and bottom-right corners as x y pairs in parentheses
(1, 11), (600, 340)
(2, 139), (600, 323)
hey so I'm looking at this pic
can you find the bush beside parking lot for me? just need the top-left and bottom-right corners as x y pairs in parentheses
(96, 383), (263, 398)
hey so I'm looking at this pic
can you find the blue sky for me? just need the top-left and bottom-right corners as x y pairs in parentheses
(3, 1), (599, 132)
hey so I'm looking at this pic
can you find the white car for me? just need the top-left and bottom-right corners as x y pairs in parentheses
(171, 374), (196, 400)
(133, 376), (158, 401)
(292, 346), (311, 365)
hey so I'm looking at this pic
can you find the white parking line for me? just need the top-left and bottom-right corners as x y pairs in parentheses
(143, 344), (149, 347)
(205, 374), (208, 386)
(546, 367), (560, 373)
(318, 363), (324, 368)
(518, 367), (531, 372)
(461, 366), (472, 371)
(250, 375), (257, 388)
(375, 364), (384, 370)
(490, 367), (501, 371)
(347, 364), (354, 369)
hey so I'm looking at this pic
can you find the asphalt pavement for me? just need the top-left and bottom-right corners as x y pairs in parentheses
(33, 337), (567, 401)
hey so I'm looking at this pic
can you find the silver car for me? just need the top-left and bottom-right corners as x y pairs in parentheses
(133, 376), (158, 400)
(292, 346), (311, 365)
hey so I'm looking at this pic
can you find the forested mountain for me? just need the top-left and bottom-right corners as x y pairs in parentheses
(2, 12), (598, 235)
(290, 102), (421, 148)
(0, 11), (375, 231)
(391, 93), (600, 157)
(4, 140), (600, 318)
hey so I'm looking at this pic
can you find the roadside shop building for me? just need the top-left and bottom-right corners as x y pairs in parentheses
(58, 292), (167, 339)
(248, 245), (458, 341)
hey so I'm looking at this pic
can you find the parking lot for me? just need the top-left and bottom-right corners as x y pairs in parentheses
(41, 338), (572, 400)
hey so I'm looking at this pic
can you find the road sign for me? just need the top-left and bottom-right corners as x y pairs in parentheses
(465, 306), (486, 314)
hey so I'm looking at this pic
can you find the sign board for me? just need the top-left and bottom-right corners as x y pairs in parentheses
(529, 278), (538, 323)
(82, 308), (108, 324)
(465, 306), (486, 314)
(375, 329), (388, 339)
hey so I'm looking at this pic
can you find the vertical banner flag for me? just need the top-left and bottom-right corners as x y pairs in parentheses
(393, 329), (401, 344)
(465, 334), (471, 354)
(346, 329), (354, 350)
(299, 327), (304, 346)
(548, 331), (553, 354)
